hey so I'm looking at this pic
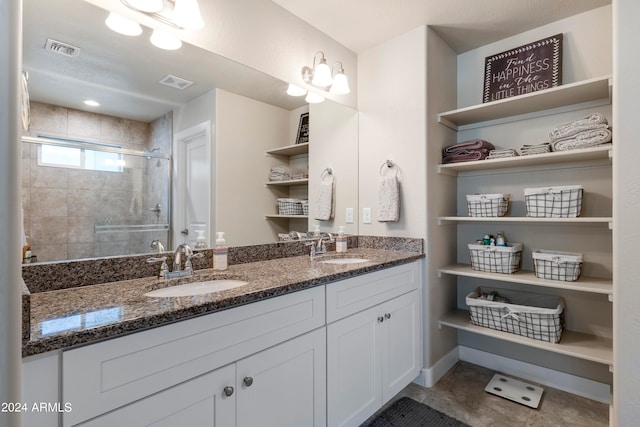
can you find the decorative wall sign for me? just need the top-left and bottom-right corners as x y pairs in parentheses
(295, 112), (309, 144)
(483, 34), (562, 103)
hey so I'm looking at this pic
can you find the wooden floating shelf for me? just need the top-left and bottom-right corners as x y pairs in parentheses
(266, 142), (309, 157)
(437, 75), (612, 131)
(265, 215), (309, 220)
(438, 145), (612, 175)
(438, 216), (612, 228)
(440, 309), (613, 366)
(265, 179), (309, 186)
(438, 264), (613, 296)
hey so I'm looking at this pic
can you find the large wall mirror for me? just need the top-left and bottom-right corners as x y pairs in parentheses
(22, 0), (358, 263)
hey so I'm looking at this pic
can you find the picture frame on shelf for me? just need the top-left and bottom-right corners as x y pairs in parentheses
(295, 112), (309, 145)
(483, 33), (563, 103)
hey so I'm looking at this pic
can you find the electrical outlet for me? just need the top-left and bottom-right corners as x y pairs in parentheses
(363, 207), (372, 224)
(345, 208), (354, 223)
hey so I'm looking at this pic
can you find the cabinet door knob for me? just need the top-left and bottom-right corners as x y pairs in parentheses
(377, 316), (385, 323)
(243, 376), (254, 387)
(385, 313), (391, 320)
(223, 386), (234, 396)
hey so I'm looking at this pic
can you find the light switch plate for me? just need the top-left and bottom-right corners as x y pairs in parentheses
(346, 208), (354, 223)
(363, 207), (372, 224)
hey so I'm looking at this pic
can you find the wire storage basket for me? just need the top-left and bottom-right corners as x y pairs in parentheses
(524, 185), (583, 218)
(466, 287), (565, 343)
(532, 250), (583, 282)
(468, 243), (523, 274)
(300, 200), (309, 216)
(466, 194), (510, 217)
(277, 198), (303, 215)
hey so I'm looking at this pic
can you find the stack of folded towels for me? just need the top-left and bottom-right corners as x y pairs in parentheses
(486, 148), (519, 159)
(519, 142), (551, 156)
(442, 139), (495, 164)
(549, 113), (612, 151)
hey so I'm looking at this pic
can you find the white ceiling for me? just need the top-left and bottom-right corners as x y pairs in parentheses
(272, 0), (611, 53)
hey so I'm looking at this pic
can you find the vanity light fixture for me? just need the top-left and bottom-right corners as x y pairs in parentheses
(329, 62), (350, 95)
(105, 12), (143, 36)
(301, 51), (350, 95)
(286, 83), (307, 97)
(124, 0), (163, 13)
(150, 29), (183, 50)
(121, 0), (204, 30)
(305, 91), (325, 104)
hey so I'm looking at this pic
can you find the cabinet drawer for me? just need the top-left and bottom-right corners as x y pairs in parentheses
(63, 286), (324, 426)
(326, 262), (421, 323)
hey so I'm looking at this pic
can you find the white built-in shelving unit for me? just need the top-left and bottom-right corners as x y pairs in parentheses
(265, 142), (309, 223)
(437, 75), (614, 368)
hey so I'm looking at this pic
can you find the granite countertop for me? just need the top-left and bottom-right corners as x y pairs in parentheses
(24, 248), (423, 357)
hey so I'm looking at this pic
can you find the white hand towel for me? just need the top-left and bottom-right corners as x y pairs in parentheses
(315, 175), (334, 221)
(377, 174), (400, 222)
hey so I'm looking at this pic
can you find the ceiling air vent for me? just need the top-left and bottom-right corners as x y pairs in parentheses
(44, 39), (81, 59)
(159, 74), (194, 90)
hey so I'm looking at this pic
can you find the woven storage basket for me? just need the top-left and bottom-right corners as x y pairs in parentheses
(300, 200), (309, 216)
(466, 194), (510, 217)
(532, 250), (583, 282)
(524, 185), (583, 218)
(468, 243), (523, 274)
(466, 287), (565, 343)
(277, 198), (303, 215)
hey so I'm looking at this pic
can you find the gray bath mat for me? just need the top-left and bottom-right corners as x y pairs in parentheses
(362, 397), (470, 427)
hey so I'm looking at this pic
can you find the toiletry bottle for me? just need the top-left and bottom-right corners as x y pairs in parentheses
(496, 231), (506, 247)
(214, 232), (228, 270)
(312, 224), (320, 238)
(482, 234), (491, 245)
(195, 230), (207, 249)
(336, 226), (347, 253)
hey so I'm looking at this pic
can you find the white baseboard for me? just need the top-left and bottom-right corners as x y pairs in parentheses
(459, 346), (611, 404)
(414, 346), (459, 388)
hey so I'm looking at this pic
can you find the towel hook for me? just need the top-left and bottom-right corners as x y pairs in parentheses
(321, 167), (333, 181)
(379, 160), (397, 176)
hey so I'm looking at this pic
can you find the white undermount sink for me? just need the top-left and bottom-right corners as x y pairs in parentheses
(319, 258), (370, 265)
(144, 280), (249, 298)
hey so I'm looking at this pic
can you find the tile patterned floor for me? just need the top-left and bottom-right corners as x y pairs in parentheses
(376, 362), (609, 427)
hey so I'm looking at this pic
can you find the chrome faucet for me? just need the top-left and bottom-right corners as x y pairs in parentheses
(148, 243), (203, 279)
(173, 243), (193, 273)
(307, 233), (334, 258)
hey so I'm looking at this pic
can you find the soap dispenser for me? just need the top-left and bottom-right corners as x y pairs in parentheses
(336, 226), (347, 253)
(214, 232), (228, 270)
(195, 230), (207, 249)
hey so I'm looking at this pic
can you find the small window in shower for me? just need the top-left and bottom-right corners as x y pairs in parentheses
(37, 141), (124, 172)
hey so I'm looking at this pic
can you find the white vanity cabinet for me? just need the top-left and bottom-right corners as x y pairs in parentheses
(326, 262), (422, 427)
(79, 328), (326, 427)
(236, 327), (326, 427)
(61, 286), (325, 427)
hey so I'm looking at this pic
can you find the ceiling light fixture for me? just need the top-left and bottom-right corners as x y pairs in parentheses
(300, 51), (350, 97)
(105, 12), (143, 36)
(121, 0), (204, 30)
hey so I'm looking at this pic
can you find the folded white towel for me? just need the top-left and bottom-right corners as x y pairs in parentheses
(315, 174), (334, 221)
(377, 174), (400, 222)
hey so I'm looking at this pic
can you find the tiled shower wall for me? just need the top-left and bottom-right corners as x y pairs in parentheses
(22, 102), (172, 262)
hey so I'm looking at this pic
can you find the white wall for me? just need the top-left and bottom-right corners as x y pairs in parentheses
(457, 6), (612, 108)
(308, 101), (359, 235)
(85, 0), (357, 108)
(357, 26), (428, 238)
(612, 0), (640, 424)
(215, 89), (291, 246)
